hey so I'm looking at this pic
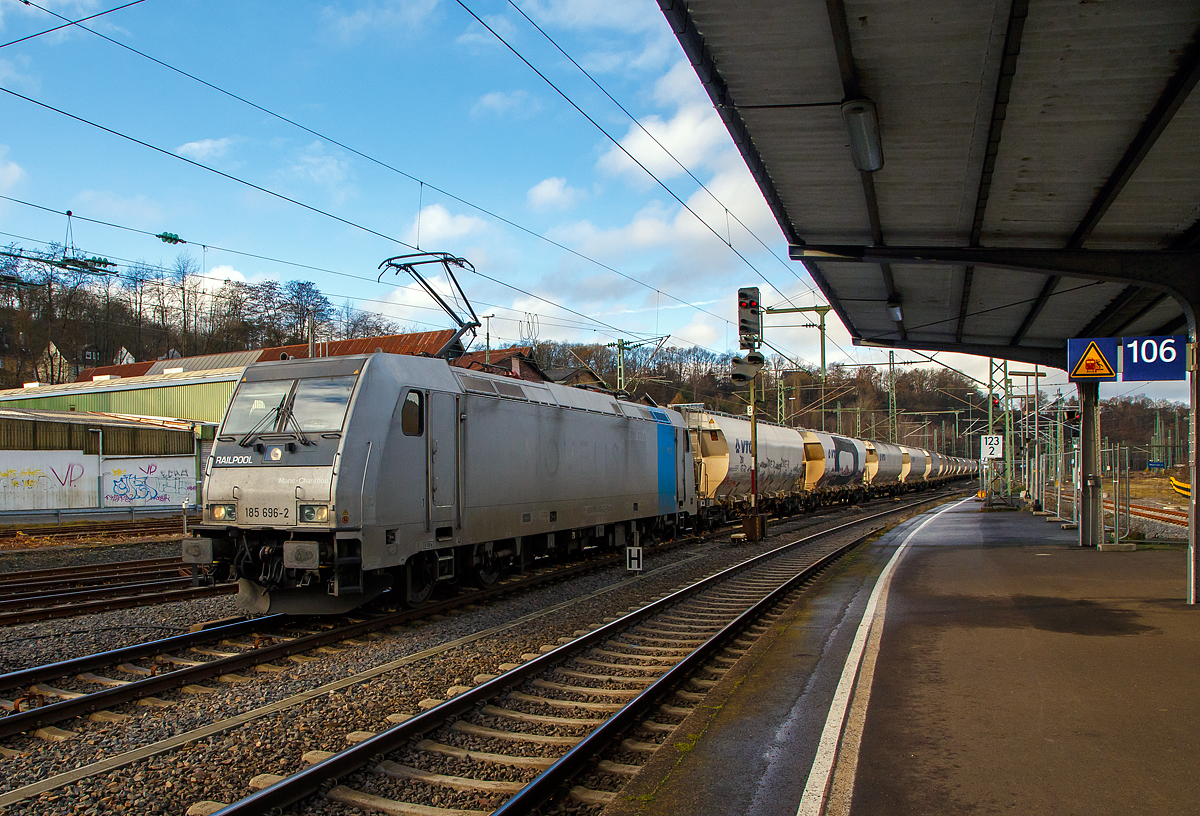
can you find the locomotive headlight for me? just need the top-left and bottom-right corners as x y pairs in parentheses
(266, 446), (283, 462)
(210, 504), (236, 521)
(299, 504), (329, 523)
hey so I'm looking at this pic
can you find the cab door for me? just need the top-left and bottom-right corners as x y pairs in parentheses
(428, 391), (459, 532)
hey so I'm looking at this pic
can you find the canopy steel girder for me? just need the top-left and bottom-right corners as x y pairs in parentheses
(1005, 27), (1200, 347)
(792, 245), (1200, 369)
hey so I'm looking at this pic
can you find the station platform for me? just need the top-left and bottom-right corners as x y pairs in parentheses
(605, 498), (1200, 816)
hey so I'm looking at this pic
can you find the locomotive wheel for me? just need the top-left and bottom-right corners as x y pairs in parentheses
(470, 543), (501, 588)
(405, 553), (436, 606)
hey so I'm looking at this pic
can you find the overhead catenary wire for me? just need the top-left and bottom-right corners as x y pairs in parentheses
(14, 0), (734, 330)
(5, 240), (765, 405)
(0, 79), (641, 345)
(452, 0), (802, 311)
(504, 0), (820, 299)
(0, 0), (148, 49)
(7, 235), (976, 411)
(4, 4), (826, 366)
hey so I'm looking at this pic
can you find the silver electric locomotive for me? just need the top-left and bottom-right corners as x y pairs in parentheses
(187, 353), (696, 614)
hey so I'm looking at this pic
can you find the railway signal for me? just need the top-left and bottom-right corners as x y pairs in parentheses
(737, 287), (762, 349)
(730, 350), (765, 383)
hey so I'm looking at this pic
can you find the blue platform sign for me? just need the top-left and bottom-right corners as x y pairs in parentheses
(1121, 335), (1187, 381)
(1067, 337), (1118, 382)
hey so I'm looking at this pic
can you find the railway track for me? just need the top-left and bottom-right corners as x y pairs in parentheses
(0, 486), (967, 813)
(0, 557), (232, 628)
(193, 493), (958, 816)
(0, 557), (187, 590)
(1049, 495), (1188, 528)
(0, 517), (199, 543)
(0, 542), (691, 740)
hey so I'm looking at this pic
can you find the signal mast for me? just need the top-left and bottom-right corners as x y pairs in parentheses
(732, 287), (766, 540)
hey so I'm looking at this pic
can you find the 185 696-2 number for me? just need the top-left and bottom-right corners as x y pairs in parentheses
(245, 506), (289, 520)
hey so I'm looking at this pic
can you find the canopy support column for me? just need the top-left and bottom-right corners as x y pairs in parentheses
(1190, 332), (1198, 603)
(1079, 381), (1102, 549)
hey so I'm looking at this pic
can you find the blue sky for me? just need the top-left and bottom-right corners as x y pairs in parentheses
(0, 0), (1188, 406)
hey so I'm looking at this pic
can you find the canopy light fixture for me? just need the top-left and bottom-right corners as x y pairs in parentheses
(841, 98), (883, 172)
(886, 300), (903, 322)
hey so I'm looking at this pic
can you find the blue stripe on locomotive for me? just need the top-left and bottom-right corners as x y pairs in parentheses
(651, 409), (676, 515)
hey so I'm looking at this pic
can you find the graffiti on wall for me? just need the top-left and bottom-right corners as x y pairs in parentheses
(0, 451), (97, 510)
(0, 452), (198, 511)
(103, 457), (197, 507)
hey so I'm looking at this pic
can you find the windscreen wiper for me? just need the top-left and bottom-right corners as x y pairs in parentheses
(280, 406), (314, 446)
(237, 406), (282, 448)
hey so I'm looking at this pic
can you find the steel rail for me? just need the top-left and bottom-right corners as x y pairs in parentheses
(0, 569), (187, 594)
(0, 577), (194, 609)
(0, 583), (238, 628)
(209, 492), (960, 816)
(0, 518), (199, 540)
(0, 615), (272, 693)
(0, 558), (184, 584)
(0, 546), (658, 737)
(1052, 494), (1189, 527)
(493, 525), (860, 814)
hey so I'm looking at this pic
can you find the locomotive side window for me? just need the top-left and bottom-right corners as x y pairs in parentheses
(401, 391), (423, 436)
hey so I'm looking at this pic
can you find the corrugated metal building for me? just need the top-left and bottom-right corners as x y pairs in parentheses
(0, 369), (243, 423)
(0, 408), (199, 455)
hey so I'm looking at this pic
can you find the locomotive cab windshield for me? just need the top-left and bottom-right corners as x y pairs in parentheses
(222, 373), (358, 443)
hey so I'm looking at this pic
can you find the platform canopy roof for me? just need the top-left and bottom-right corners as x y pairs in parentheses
(659, 1), (1200, 369)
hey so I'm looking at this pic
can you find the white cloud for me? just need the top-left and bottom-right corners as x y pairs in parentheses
(652, 59), (711, 108)
(321, 0), (441, 42)
(201, 264), (247, 289)
(176, 138), (233, 162)
(0, 146), (25, 194)
(471, 90), (541, 117)
(70, 190), (162, 225)
(671, 311), (722, 350)
(405, 203), (488, 247)
(456, 13), (518, 47)
(0, 55), (39, 94)
(597, 101), (730, 184)
(284, 141), (352, 203)
(527, 177), (584, 211)
(518, 0), (660, 34)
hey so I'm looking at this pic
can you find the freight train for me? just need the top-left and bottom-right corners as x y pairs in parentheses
(184, 353), (975, 614)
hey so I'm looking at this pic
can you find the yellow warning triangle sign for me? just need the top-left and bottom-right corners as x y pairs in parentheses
(1070, 341), (1116, 378)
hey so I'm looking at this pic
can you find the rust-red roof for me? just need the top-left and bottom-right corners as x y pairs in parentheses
(450, 346), (534, 368)
(258, 331), (459, 361)
(75, 361), (156, 380)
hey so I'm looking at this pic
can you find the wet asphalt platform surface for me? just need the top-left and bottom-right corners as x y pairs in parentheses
(606, 501), (1199, 816)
